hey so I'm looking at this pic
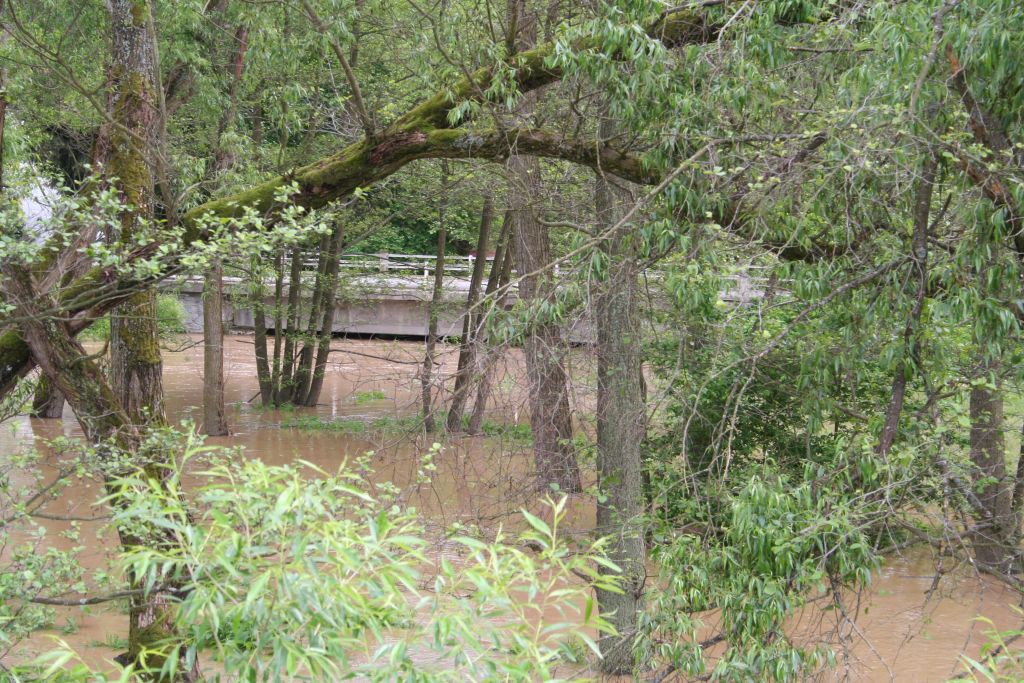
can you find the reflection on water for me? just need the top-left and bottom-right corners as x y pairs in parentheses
(1, 336), (1020, 681)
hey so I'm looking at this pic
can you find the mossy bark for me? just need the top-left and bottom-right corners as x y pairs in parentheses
(31, 374), (65, 418)
(105, 2), (191, 678)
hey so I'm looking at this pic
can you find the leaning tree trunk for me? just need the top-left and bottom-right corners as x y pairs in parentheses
(3, 265), (194, 681)
(468, 219), (514, 436)
(251, 257), (275, 405)
(592, 116), (646, 674)
(421, 162), (449, 433)
(446, 193), (494, 433)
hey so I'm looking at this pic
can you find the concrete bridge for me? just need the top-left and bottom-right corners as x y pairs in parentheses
(170, 253), (765, 339)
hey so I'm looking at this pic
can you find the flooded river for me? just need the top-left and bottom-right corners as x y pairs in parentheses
(2, 336), (1021, 681)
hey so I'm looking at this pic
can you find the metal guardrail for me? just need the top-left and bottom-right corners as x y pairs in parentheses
(284, 252), (774, 302)
(288, 253), (495, 278)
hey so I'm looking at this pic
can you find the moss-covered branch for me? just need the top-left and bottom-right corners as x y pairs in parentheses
(0, 6), (719, 399)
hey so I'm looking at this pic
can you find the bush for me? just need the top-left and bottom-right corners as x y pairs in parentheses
(79, 294), (187, 342)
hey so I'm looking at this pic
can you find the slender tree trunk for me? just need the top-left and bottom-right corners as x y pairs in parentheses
(446, 193), (494, 432)
(301, 224), (344, 406)
(592, 116), (645, 674)
(504, 0), (580, 491)
(278, 247), (304, 404)
(201, 21), (248, 433)
(271, 248), (284, 394)
(251, 257), (274, 405)
(469, 223), (514, 435)
(877, 154), (936, 458)
(293, 233), (331, 402)
(422, 162), (449, 432)
(203, 260), (228, 435)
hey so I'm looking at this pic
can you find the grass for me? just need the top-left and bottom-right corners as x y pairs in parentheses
(352, 390), (388, 405)
(280, 411), (532, 443)
(88, 634), (129, 650)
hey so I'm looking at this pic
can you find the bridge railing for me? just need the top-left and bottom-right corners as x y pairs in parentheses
(288, 253), (495, 279)
(283, 252), (776, 302)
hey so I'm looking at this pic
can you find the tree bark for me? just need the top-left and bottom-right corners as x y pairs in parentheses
(509, 153), (581, 492)
(292, 233), (331, 402)
(30, 374), (65, 419)
(278, 247), (304, 404)
(104, 4), (192, 674)
(969, 364), (1016, 571)
(505, 0), (580, 492)
(301, 223), (344, 407)
(422, 162), (449, 432)
(446, 193), (494, 432)
(876, 154), (936, 458)
(203, 260), (228, 435)
(468, 225), (514, 436)
(593, 116), (645, 674)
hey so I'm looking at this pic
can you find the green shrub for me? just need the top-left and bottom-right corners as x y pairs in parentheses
(79, 294), (186, 342)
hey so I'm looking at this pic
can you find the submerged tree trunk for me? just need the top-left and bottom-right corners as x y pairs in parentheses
(509, 154), (581, 492)
(100, 2), (193, 677)
(292, 233), (331, 402)
(422, 162), (449, 433)
(446, 193), (494, 432)
(504, 0), (580, 491)
(468, 225), (514, 436)
(592, 116), (645, 674)
(203, 260), (228, 435)
(278, 247), (304, 404)
(301, 224), (344, 407)
(31, 374), (65, 418)
(251, 257), (275, 405)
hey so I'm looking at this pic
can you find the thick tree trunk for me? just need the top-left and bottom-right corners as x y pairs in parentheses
(105, 4), (192, 676)
(4, 266), (193, 681)
(509, 154), (581, 492)
(446, 193), (494, 432)
(421, 163), (449, 433)
(504, 0), (580, 491)
(969, 367), (1017, 572)
(203, 260), (228, 435)
(31, 374), (65, 418)
(593, 117), (645, 674)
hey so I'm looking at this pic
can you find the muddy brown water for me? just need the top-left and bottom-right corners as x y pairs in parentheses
(1, 336), (1020, 681)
